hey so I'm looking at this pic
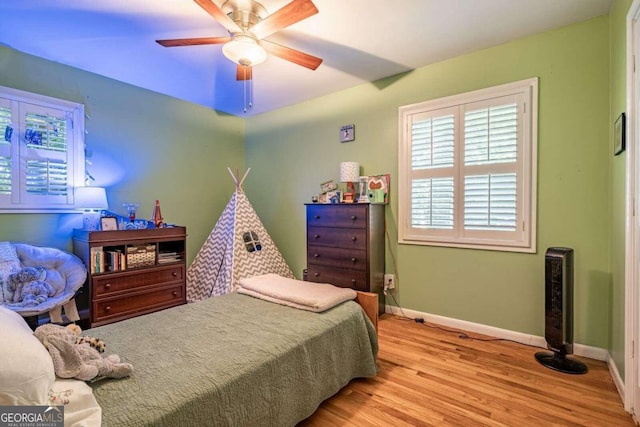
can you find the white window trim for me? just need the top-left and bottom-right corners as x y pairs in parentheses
(0, 85), (85, 213)
(398, 78), (538, 253)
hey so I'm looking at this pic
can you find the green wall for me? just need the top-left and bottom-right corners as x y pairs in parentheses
(610, 0), (632, 377)
(245, 16), (612, 347)
(0, 46), (245, 264)
(0, 11), (624, 355)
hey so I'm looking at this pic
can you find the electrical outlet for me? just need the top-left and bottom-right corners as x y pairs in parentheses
(384, 274), (395, 289)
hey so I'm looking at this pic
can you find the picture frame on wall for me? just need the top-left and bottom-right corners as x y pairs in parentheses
(340, 124), (355, 143)
(614, 112), (626, 156)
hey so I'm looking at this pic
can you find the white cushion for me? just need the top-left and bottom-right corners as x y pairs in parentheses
(0, 305), (55, 405)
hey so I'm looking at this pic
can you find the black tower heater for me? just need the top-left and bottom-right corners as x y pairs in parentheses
(535, 247), (588, 374)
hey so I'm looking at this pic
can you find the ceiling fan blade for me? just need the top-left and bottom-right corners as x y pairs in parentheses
(194, 0), (242, 34)
(236, 65), (253, 81)
(156, 36), (232, 47)
(262, 40), (322, 70)
(250, 0), (318, 40)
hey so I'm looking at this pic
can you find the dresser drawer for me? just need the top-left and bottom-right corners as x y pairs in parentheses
(307, 226), (367, 249)
(93, 265), (184, 298)
(307, 204), (368, 228)
(307, 245), (366, 271)
(306, 266), (368, 292)
(93, 283), (184, 323)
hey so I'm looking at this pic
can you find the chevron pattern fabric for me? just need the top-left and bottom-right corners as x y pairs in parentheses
(187, 189), (294, 302)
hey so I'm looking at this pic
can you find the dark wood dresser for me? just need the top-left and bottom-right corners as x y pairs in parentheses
(305, 203), (385, 314)
(72, 227), (186, 327)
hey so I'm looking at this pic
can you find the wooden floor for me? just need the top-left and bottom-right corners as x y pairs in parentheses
(300, 314), (635, 427)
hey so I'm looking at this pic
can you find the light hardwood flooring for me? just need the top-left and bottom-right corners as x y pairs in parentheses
(300, 314), (635, 426)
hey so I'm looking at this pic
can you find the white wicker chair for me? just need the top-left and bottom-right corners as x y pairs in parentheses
(0, 243), (87, 325)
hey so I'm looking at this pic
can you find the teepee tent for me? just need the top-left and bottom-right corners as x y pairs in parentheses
(187, 168), (294, 302)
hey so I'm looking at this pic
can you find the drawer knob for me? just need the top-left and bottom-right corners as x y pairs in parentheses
(314, 215), (320, 220)
(314, 253), (320, 258)
(172, 272), (177, 277)
(351, 257), (357, 263)
(105, 283), (111, 290)
(351, 236), (357, 241)
(351, 279), (356, 285)
(105, 306), (111, 312)
(314, 272), (320, 277)
(314, 234), (320, 239)
(351, 215), (357, 220)
(172, 291), (178, 297)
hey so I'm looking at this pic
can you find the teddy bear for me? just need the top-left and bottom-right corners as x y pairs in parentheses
(6, 266), (56, 306)
(34, 323), (133, 382)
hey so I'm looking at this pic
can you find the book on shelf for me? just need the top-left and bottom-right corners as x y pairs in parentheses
(158, 252), (181, 263)
(90, 247), (127, 273)
(158, 252), (177, 257)
(90, 247), (102, 273)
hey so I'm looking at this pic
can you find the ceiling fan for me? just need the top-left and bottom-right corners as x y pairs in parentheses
(156, 0), (323, 81)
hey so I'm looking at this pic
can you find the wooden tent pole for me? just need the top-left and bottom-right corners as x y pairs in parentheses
(227, 167), (239, 187)
(238, 168), (251, 188)
(227, 167), (251, 189)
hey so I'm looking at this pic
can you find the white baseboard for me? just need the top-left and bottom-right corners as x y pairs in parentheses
(609, 356), (626, 407)
(384, 304), (608, 362)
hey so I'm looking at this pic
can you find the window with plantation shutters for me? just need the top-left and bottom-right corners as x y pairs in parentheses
(398, 78), (538, 252)
(0, 86), (85, 212)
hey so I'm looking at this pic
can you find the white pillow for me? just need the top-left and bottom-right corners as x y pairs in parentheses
(0, 306), (55, 405)
(50, 379), (102, 427)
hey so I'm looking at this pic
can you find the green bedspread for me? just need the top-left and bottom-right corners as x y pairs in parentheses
(88, 292), (378, 426)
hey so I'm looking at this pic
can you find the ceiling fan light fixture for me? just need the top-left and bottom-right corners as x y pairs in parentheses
(222, 34), (267, 66)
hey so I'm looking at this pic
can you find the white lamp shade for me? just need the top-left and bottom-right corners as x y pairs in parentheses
(75, 187), (108, 210)
(222, 35), (267, 66)
(340, 162), (360, 183)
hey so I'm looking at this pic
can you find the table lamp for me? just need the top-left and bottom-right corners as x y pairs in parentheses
(75, 186), (108, 230)
(340, 162), (360, 203)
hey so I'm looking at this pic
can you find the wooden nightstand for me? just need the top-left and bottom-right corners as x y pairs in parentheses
(72, 227), (187, 327)
(305, 203), (385, 314)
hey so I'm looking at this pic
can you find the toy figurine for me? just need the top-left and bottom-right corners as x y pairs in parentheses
(152, 200), (164, 228)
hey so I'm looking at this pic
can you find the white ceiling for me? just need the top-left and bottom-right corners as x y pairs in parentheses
(0, 0), (613, 117)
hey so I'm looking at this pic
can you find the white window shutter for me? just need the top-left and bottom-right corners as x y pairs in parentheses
(19, 104), (72, 205)
(411, 177), (455, 229)
(0, 85), (84, 211)
(462, 99), (519, 233)
(411, 114), (455, 170)
(0, 100), (13, 199)
(464, 173), (517, 231)
(398, 78), (537, 252)
(464, 103), (518, 166)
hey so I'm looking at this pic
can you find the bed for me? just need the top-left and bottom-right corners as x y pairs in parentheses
(0, 275), (378, 426)
(86, 287), (378, 426)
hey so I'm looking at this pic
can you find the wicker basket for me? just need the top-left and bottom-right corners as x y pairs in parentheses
(127, 244), (156, 268)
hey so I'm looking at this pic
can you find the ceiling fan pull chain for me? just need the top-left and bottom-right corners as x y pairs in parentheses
(249, 73), (253, 110)
(243, 68), (248, 113)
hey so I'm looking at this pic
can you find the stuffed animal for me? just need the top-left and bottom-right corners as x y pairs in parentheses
(66, 323), (105, 353)
(6, 266), (55, 306)
(34, 324), (133, 381)
(76, 335), (106, 353)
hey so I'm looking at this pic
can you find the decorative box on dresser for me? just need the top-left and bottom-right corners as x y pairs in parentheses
(72, 226), (187, 327)
(305, 203), (385, 314)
